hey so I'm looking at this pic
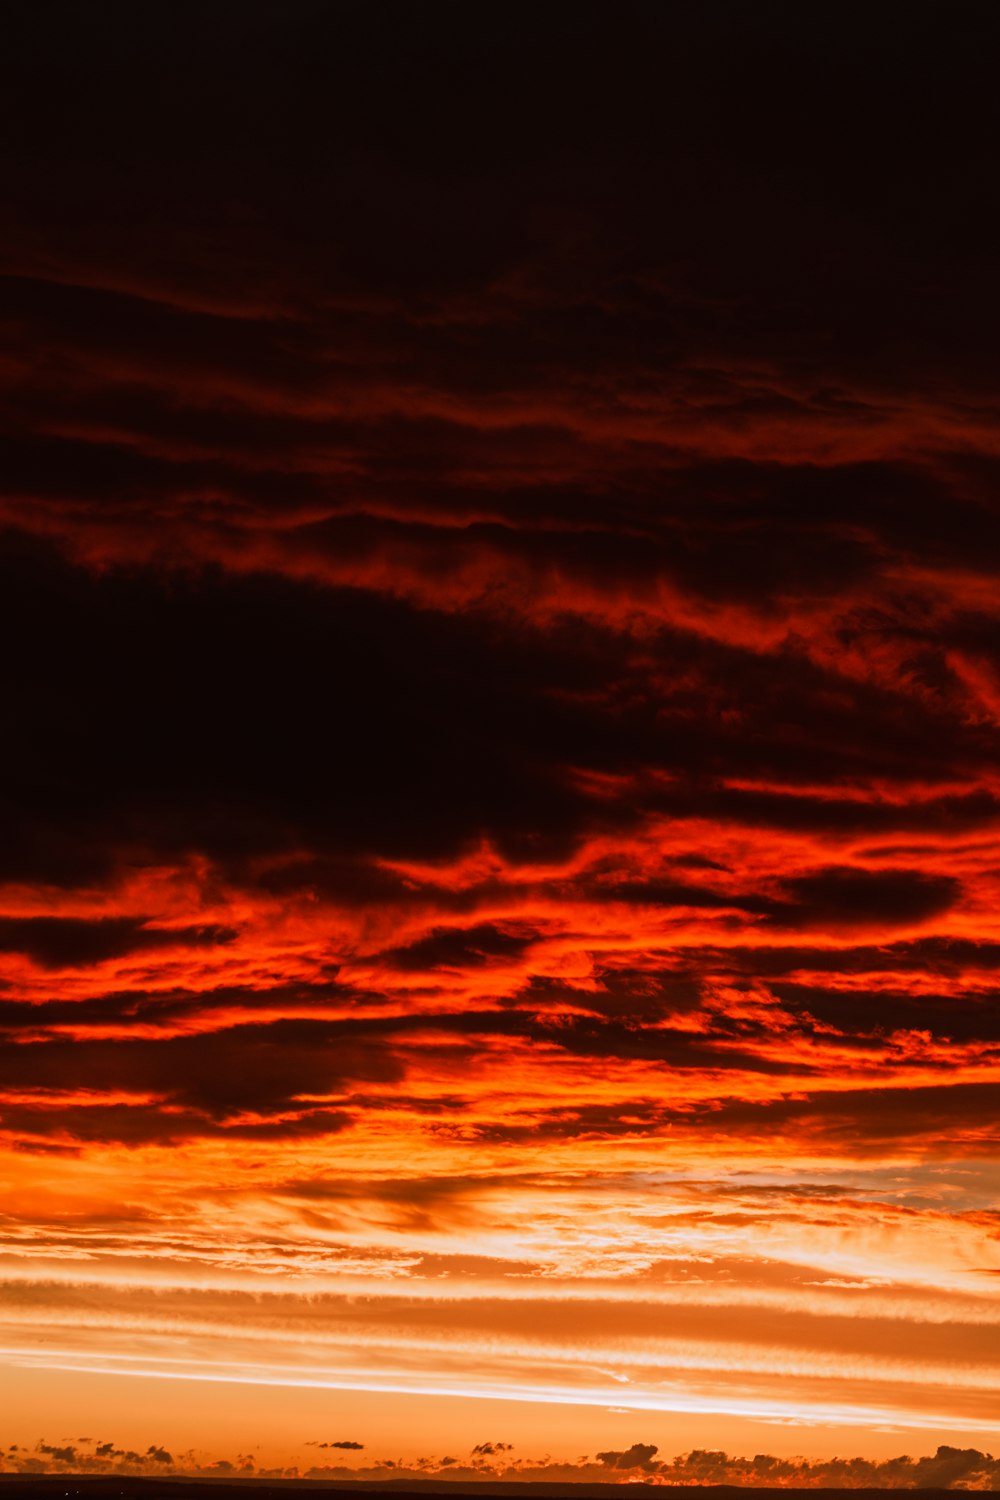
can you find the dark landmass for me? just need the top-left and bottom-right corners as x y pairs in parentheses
(0, 1481), (979, 1499)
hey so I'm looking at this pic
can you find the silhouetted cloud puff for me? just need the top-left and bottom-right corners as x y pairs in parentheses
(597, 1442), (662, 1473)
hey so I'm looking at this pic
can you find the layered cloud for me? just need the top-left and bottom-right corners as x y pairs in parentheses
(2, 0), (1000, 1469)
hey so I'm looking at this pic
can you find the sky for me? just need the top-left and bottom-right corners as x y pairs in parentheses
(2, 0), (1000, 1484)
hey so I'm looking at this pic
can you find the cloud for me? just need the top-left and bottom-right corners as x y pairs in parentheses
(37, 1443), (77, 1464)
(0, 1017), (401, 1144)
(26, 1439), (174, 1474)
(17, 1436), (1000, 1488)
(775, 868), (961, 930)
(596, 1442), (662, 1473)
(2, 0), (1000, 1457)
(381, 923), (535, 973)
(0, 915), (235, 969)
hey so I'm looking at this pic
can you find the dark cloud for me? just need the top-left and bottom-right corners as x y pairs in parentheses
(693, 1082), (1000, 1151)
(523, 967), (706, 1022)
(723, 935), (1000, 981)
(774, 982), (1000, 1045)
(5, 1), (1000, 357)
(0, 1017), (397, 1111)
(0, 915), (235, 968)
(776, 868), (961, 929)
(31, 1437), (172, 1472)
(597, 1442), (662, 1472)
(0, 531), (607, 882)
(657, 1445), (1000, 1490)
(382, 923), (535, 973)
(37, 1444), (77, 1464)
(0, 1019), (399, 1143)
(12, 1431), (1000, 1488)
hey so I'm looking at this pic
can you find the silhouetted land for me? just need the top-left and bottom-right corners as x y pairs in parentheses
(0, 1480), (974, 1500)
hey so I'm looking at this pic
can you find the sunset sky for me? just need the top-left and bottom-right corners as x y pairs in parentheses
(2, 0), (1000, 1484)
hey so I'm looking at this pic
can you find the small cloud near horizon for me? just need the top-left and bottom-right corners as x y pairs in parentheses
(306, 1439), (366, 1450)
(6, 1437), (1000, 1489)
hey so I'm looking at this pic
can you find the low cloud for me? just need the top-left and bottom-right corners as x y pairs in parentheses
(597, 1442), (661, 1473)
(25, 1440), (174, 1474)
(14, 1439), (1000, 1488)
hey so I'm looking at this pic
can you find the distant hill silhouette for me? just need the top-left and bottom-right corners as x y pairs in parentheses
(0, 1479), (972, 1500)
